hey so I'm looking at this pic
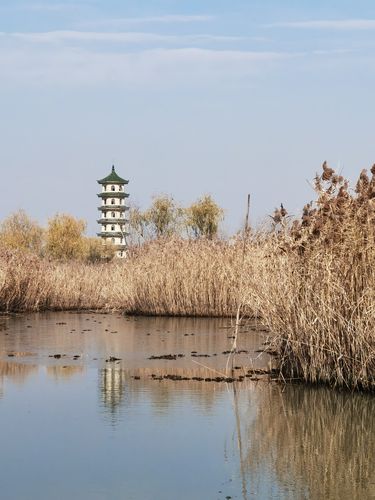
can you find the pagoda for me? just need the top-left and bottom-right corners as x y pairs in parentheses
(97, 165), (129, 258)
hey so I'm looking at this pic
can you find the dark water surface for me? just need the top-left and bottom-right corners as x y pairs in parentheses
(0, 313), (374, 500)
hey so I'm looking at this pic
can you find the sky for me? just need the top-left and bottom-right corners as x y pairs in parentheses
(1, 0), (375, 235)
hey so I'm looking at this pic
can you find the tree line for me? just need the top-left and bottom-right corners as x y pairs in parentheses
(0, 194), (223, 261)
(129, 194), (223, 244)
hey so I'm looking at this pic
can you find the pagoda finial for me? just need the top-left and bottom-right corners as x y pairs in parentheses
(112, 165), (115, 172)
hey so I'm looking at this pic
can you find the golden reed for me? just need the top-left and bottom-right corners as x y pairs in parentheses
(0, 164), (374, 391)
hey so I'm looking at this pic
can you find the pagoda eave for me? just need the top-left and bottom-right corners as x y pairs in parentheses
(97, 165), (129, 185)
(97, 192), (129, 199)
(97, 179), (129, 185)
(98, 206), (129, 211)
(97, 219), (128, 224)
(97, 232), (130, 238)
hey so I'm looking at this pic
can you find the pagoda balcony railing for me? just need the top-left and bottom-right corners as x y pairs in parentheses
(97, 232), (130, 238)
(97, 192), (129, 199)
(98, 205), (128, 211)
(99, 242), (127, 249)
(111, 244), (128, 250)
(97, 218), (128, 224)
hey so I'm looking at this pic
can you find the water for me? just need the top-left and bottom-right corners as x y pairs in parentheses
(0, 313), (374, 500)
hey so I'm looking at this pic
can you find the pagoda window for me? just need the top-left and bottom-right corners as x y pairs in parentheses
(111, 212), (115, 218)
(111, 185), (115, 192)
(111, 225), (115, 231)
(104, 199), (107, 205)
(120, 251), (123, 257)
(111, 237), (115, 244)
(103, 213), (106, 218)
(119, 185), (123, 191)
(111, 199), (115, 205)
(120, 213), (124, 218)
(104, 185), (107, 192)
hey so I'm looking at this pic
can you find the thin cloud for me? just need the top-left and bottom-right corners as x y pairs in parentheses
(267, 19), (375, 30)
(0, 45), (291, 87)
(17, 2), (82, 11)
(311, 48), (353, 55)
(3, 30), (246, 45)
(123, 15), (213, 23)
(79, 14), (213, 29)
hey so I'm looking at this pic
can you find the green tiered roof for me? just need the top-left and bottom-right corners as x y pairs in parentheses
(97, 165), (128, 185)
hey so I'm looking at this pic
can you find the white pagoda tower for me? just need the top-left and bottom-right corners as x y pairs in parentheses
(97, 165), (129, 258)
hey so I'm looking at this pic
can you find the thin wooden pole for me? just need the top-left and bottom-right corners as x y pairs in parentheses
(226, 194), (251, 376)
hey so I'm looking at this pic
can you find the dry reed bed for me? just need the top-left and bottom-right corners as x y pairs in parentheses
(0, 249), (110, 311)
(0, 240), (256, 315)
(248, 243), (375, 391)
(1, 164), (374, 391)
(247, 165), (375, 391)
(113, 239), (258, 316)
(2, 233), (373, 390)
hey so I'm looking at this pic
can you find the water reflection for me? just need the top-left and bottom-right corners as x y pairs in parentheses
(240, 385), (375, 500)
(98, 366), (232, 422)
(0, 311), (268, 373)
(0, 359), (37, 384)
(0, 313), (373, 500)
(46, 365), (84, 380)
(99, 367), (127, 417)
(96, 366), (374, 499)
(0, 359), (38, 399)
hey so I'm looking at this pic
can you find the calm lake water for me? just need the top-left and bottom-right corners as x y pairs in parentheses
(0, 312), (374, 500)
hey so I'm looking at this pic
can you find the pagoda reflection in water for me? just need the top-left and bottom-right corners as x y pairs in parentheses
(99, 367), (127, 416)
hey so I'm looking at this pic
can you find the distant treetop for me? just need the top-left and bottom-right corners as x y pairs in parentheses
(97, 165), (129, 185)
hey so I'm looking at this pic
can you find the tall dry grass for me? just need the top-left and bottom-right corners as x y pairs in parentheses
(1, 164), (374, 390)
(246, 164), (375, 390)
(0, 239), (256, 315)
(0, 248), (112, 311)
(112, 238), (258, 316)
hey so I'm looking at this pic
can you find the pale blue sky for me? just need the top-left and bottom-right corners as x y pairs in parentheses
(1, 0), (375, 234)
